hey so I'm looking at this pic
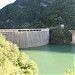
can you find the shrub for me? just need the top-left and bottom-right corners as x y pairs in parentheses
(0, 33), (38, 75)
(65, 69), (75, 75)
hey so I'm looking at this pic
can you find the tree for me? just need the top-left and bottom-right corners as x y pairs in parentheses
(65, 69), (75, 75)
(0, 33), (38, 75)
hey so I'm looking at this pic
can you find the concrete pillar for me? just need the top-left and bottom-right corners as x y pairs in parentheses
(69, 30), (75, 44)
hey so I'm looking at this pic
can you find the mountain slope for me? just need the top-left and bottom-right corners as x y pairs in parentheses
(32, 0), (75, 29)
(0, 0), (53, 28)
(31, 0), (75, 43)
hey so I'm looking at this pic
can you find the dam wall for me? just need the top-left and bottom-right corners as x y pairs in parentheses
(0, 29), (49, 48)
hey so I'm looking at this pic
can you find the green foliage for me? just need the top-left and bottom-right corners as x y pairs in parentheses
(51, 29), (72, 44)
(31, 21), (45, 28)
(0, 33), (38, 75)
(37, 0), (75, 29)
(65, 69), (75, 75)
(65, 62), (75, 75)
(0, 0), (52, 28)
(18, 52), (29, 67)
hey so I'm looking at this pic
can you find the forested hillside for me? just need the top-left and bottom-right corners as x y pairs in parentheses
(0, 0), (53, 28)
(31, 0), (75, 43)
(32, 0), (75, 29)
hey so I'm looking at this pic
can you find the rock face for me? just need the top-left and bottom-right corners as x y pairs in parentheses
(0, 29), (49, 48)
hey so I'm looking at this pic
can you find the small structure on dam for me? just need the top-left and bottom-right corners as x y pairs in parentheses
(0, 29), (49, 48)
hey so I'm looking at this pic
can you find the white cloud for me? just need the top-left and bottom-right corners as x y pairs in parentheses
(0, 0), (16, 9)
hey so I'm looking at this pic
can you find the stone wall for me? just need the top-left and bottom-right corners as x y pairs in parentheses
(0, 29), (49, 48)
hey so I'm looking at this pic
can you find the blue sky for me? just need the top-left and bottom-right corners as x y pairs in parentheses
(0, 0), (16, 9)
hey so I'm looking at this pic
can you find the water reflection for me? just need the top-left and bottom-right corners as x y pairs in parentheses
(20, 44), (75, 54)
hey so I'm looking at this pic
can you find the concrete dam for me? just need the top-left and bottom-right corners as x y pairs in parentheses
(0, 29), (49, 48)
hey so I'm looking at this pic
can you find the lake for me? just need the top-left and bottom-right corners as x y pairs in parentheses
(20, 44), (75, 75)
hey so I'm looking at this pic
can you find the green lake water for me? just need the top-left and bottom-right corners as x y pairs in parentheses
(20, 44), (75, 75)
